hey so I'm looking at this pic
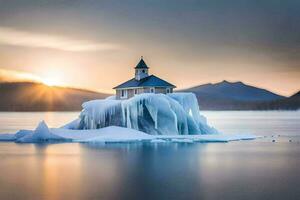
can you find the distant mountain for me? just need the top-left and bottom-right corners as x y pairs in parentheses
(183, 80), (284, 102)
(0, 82), (109, 111)
(180, 81), (299, 110)
(0, 81), (298, 111)
(290, 91), (300, 99)
(256, 91), (300, 110)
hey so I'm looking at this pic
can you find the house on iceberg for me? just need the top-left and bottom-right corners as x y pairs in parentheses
(113, 57), (176, 100)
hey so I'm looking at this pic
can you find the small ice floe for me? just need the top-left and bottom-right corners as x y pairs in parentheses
(150, 139), (167, 143)
(171, 139), (194, 143)
(15, 121), (69, 143)
(0, 134), (15, 141)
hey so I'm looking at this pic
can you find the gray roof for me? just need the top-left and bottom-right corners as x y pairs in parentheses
(113, 75), (176, 89)
(135, 58), (149, 69)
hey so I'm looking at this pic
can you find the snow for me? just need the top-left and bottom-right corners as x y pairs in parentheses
(0, 122), (256, 143)
(52, 126), (155, 142)
(75, 93), (218, 135)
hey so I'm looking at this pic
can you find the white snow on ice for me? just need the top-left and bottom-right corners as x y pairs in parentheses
(0, 122), (256, 143)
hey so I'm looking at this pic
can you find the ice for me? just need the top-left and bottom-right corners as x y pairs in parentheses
(15, 121), (68, 143)
(50, 126), (155, 142)
(150, 139), (167, 143)
(79, 99), (122, 129)
(0, 121), (256, 143)
(0, 134), (15, 141)
(15, 130), (32, 139)
(0, 93), (257, 144)
(171, 138), (194, 143)
(105, 95), (116, 100)
(76, 93), (218, 135)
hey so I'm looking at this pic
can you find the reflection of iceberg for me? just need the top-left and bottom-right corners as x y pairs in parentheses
(0, 93), (256, 143)
(69, 93), (218, 135)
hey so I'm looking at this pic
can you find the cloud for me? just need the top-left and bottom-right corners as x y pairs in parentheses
(0, 26), (120, 52)
(0, 68), (42, 83)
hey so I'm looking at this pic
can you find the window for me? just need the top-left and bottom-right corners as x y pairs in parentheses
(150, 87), (155, 93)
(142, 70), (145, 73)
(134, 89), (138, 95)
(166, 88), (171, 93)
(121, 90), (127, 98)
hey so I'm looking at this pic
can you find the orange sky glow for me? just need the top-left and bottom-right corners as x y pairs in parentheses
(0, 1), (299, 96)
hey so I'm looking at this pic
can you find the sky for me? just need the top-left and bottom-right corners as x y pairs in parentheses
(0, 0), (299, 96)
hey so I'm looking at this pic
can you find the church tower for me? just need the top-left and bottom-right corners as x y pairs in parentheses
(135, 57), (149, 80)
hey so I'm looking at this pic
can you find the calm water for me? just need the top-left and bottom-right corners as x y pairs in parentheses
(0, 111), (300, 200)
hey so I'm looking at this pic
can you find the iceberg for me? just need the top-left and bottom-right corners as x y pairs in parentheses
(72, 93), (218, 135)
(0, 92), (257, 144)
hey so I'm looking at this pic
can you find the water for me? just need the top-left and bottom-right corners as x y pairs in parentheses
(0, 112), (79, 134)
(0, 111), (300, 200)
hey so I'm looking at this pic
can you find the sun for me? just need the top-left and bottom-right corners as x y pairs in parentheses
(40, 69), (64, 87)
(42, 77), (60, 87)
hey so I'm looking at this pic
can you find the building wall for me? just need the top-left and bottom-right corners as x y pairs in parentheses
(135, 69), (149, 80)
(116, 87), (173, 100)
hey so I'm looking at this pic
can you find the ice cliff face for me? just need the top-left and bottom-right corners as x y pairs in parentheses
(69, 93), (218, 135)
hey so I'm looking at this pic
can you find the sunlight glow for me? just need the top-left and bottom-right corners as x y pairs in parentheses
(38, 65), (66, 87)
(42, 76), (64, 86)
(0, 68), (42, 83)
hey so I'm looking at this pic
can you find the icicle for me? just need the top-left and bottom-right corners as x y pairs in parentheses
(78, 93), (218, 135)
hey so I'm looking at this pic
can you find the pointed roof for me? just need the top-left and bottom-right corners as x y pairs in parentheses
(135, 57), (149, 69)
(113, 75), (176, 89)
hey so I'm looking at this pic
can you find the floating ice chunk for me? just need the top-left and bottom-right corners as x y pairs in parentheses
(15, 130), (33, 139)
(171, 138), (194, 143)
(0, 130), (33, 141)
(150, 139), (167, 143)
(16, 121), (68, 143)
(0, 134), (15, 141)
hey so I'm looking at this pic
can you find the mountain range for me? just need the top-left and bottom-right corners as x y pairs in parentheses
(180, 81), (299, 110)
(0, 82), (108, 111)
(0, 81), (298, 111)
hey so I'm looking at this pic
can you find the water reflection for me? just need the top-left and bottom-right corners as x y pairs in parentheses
(80, 143), (208, 199)
(1, 140), (300, 200)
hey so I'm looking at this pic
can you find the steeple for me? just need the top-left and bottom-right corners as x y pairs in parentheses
(135, 57), (149, 80)
(135, 56), (149, 69)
